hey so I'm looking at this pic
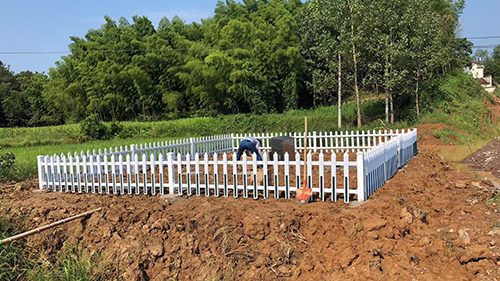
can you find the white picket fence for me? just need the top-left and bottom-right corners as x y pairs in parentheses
(37, 129), (418, 202)
(233, 129), (405, 152)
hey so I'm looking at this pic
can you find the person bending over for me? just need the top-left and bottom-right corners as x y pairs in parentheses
(237, 137), (263, 161)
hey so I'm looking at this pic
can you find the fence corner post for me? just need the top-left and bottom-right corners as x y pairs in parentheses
(414, 128), (418, 156)
(167, 152), (175, 194)
(37, 155), (44, 190)
(383, 143), (387, 181)
(356, 152), (365, 201)
(397, 135), (402, 168)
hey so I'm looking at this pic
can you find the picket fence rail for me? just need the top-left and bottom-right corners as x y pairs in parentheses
(37, 129), (418, 202)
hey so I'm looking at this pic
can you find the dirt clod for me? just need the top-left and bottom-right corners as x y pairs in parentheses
(459, 229), (471, 245)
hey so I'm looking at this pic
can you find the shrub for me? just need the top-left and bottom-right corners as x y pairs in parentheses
(80, 115), (108, 140)
(421, 72), (486, 114)
(0, 147), (15, 171)
(0, 147), (16, 181)
(108, 122), (124, 138)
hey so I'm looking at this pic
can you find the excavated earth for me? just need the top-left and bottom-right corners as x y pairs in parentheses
(1, 144), (500, 280)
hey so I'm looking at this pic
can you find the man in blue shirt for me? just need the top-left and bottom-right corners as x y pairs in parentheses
(236, 137), (263, 161)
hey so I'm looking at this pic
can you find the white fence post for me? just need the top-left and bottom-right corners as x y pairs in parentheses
(343, 152), (349, 203)
(167, 152), (175, 194)
(151, 153), (156, 196)
(357, 152), (365, 202)
(313, 131), (317, 153)
(37, 156), (44, 190)
(131, 145), (136, 172)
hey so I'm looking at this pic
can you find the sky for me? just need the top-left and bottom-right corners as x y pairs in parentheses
(0, 0), (499, 74)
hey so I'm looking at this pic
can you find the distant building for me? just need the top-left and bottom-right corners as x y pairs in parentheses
(464, 60), (496, 93)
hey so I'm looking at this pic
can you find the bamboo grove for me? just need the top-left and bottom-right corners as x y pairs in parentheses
(0, 0), (472, 128)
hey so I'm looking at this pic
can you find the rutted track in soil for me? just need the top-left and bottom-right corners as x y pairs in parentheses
(1, 148), (500, 280)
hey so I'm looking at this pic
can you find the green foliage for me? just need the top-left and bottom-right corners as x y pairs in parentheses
(1, 0), (469, 128)
(108, 122), (124, 138)
(0, 147), (15, 169)
(419, 72), (499, 144)
(80, 115), (108, 140)
(421, 72), (486, 115)
(28, 246), (108, 281)
(36, 0), (306, 124)
(0, 146), (16, 181)
(0, 215), (108, 280)
(487, 194), (499, 206)
(0, 219), (32, 280)
(494, 89), (500, 99)
(433, 128), (475, 145)
(484, 45), (500, 83)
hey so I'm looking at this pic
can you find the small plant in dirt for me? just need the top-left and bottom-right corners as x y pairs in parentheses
(446, 240), (455, 252)
(487, 194), (499, 207)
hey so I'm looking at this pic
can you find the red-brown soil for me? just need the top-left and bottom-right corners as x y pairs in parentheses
(463, 138), (500, 177)
(419, 134), (444, 147)
(1, 146), (500, 280)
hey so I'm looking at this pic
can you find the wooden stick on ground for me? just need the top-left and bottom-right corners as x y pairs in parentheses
(1, 207), (102, 245)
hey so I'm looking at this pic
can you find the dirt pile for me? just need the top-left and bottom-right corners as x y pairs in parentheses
(462, 138), (500, 177)
(1, 150), (500, 280)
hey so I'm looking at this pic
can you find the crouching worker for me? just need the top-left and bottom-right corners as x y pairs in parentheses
(237, 137), (263, 161)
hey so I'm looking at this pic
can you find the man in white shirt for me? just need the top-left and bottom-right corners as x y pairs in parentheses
(236, 137), (263, 161)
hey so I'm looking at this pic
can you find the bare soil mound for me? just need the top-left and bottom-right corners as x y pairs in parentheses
(462, 138), (500, 177)
(419, 134), (444, 146)
(1, 150), (500, 280)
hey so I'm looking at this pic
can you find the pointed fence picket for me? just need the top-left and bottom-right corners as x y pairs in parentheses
(37, 129), (418, 202)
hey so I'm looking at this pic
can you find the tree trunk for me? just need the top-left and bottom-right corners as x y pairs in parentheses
(350, 13), (361, 128)
(338, 52), (342, 128)
(390, 91), (394, 124)
(415, 69), (420, 119)
(384, 51), (389, 123)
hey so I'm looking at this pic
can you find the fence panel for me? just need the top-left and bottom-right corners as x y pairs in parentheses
(37, 129), (418, 203)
